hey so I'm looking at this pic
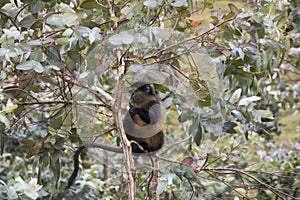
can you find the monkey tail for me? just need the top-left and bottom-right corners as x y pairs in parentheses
(65, 145), (86, 189)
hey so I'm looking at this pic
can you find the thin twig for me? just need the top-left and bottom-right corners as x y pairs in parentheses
(15, 100), (106, 106)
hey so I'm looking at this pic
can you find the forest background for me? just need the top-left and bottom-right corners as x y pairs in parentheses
(0, 0), (299, 199)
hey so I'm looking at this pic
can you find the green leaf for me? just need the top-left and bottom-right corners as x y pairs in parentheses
(108, 34), (123, 45)
(222, 122), (237, 134)
(0, 113), (10, 128)
(121, 33), (134, 44)
(189, 119), (202, 146)
(203, 0), (214, 9)
(30, 49), (47, 62)
(194, 123), (202, 146)
(228, 3), (241, 15)
(16, 60), (44, 73)
(229, 88), (242, 104)
(46, 13), (78, 27)
(144, 0), (160, 8)
(108, 32), (134, 45)
(80, 0), (101, 9)
(0, 48), (7, 56)
(178, 109), (193, 122)
(29, 0), (43, 14)
(147, 69), (165, 83)
(231, 110), (247, 123)
(7, 186), (18, 199)
(171, 0), (187, 7)
(89, 27), (101, 43)
(238, 96), (261, 106)
(33, 61), (45, 73)
(156, 179), (168, 195)
(224, 12), (235, 20)
(19, 15), (36, 28)
(50, 155), (61, 188)
(0, 0), (9, 8)
(16, 61), (34, 71)
(55, 38), (70, 45)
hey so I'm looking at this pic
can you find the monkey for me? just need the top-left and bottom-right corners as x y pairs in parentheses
(66, 83), (164, 189)
(123, 82), (164, 153)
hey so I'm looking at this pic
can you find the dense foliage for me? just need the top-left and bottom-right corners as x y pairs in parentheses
(0, 0), (299, 199)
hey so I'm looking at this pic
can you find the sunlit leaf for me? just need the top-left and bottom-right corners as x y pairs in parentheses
(46, 13), (78, 27)
(0, 113), (10, 128)
(109, 32), (134, 45)
(3, 99), (18, 113)
(228, 3), (241, 15)
(16, 61), (34, 71)
(230, 187), (247, 197)
(229, 88), (242, 104)
(144, 0), (159, 8)
(238, 96), (261, 106)
(171, 0), (187, 7)
(7, 186), (18, 199)
(231, 110), (247, 123)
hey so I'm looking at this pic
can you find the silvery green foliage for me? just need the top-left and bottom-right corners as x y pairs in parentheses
(0, 0), (299, 199)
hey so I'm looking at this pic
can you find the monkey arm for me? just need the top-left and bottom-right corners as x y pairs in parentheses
(129, 107), (151, 124)
(130, 103), (162, 125)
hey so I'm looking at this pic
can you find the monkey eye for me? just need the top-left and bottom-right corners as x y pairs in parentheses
(145, 85), (151, 93)
(144, 84), (154, 95)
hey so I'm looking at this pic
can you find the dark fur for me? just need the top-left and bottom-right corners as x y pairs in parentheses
(66, 145), (86, 189)
(124, 83), (164, 153)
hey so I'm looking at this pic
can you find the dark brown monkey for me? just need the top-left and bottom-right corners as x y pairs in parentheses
(66, 83), (164, 189)
(124, 82), (164, 153)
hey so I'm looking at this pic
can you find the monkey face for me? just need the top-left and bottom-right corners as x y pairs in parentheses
(129, 83), (156, 108)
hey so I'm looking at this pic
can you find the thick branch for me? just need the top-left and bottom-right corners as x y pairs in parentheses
(112, 54), (136, 199)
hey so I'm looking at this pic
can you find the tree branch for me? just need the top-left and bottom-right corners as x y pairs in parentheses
(204, 167), (295, 199)
(15, 100), (107, 107)
(144, 17), (236, 60)
(112, 52), (136, 199)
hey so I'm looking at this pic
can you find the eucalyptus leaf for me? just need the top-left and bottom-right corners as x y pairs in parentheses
(29, 0), (43, 14)
(80, 0), (101, 9)
(171, 0), (188, 7)
(108, 34), (123, 45)
(16, 61), (34, 71)
(239, 96), (261, 106)
(194, 123), (202, 146)
(109, 32), (134, 45)
(156, 180), (168, 195)
(222, 122), (238, 134)
(16, 60), (44, 73)
(229, 88), (242, 104)
(55, 38), (70, 45)
(0, 113), (10, 128)
(33, 62), (45, 73)
(144, 0), (159, 8)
